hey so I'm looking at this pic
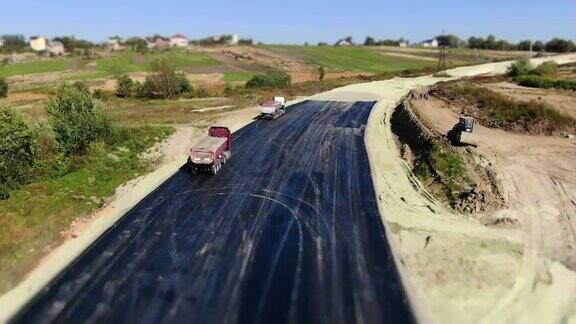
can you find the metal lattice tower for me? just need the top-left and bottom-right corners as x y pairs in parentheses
(437, 45), (447, 73)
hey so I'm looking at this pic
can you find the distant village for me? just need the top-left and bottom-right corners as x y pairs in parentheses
(0, 32), (443, 58)
(0, 33), (250, 58)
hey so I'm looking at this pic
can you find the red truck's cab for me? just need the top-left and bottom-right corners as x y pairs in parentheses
(188, 126), (231, 175)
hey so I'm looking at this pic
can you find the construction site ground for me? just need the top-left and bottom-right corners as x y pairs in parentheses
(2, 54), (576, 323)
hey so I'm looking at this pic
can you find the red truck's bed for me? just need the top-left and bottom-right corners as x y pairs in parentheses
(193, 136), (227, 153)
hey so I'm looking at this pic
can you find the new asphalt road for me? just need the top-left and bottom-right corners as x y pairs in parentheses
(14, 100), (414, 324)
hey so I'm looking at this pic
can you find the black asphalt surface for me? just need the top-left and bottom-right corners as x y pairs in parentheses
(14, 100), (414, 324)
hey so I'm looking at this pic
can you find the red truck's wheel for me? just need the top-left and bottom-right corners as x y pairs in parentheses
(187, 157), (195, 174)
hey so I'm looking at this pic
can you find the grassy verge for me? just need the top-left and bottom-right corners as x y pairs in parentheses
(515, 75), (576, 91)
(0, 60), (69, 78)
(0, 125), (174, 293)
(413, 141), (470, 199)
(102, 97), (232, 125)
(261, 45), (433, 73)
(436, 83), (576, 134)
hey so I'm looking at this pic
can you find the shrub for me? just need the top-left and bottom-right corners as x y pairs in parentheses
(506, 58), (534, 77)
(246, 69), (292, 89)
(92, 89), (114, 101)
(535, 60), (559, 75)
(0, 78), (8, 98)
(194, 86), (211, 98)
(137, 59), (192, 99)
(516, 75), (576, 91)
(72, 81), (91, 94)
(223, 83), (234, 96)
(115, 74), (135, 98)
(317, 65), (326, 81)
(0, 105), (36, 199)
(46, 82), (112, 155)
(175, 72), (192, 94)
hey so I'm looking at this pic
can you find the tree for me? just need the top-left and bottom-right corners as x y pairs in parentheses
(533, 41), (545, 52)
(0, 78), (8, 98)
(496, 39), (513, 51)
(545, 38), (576, 53)
(467, 36), (485, 49)
(317, 65), (326, 81)
(46, 82), (111, 154)
(485, 35), (497, 49)
(435, 34), (461, 48)
(239, 38), (254, 45)
(517, 40), (532, 51)
(0, 34), (26, 52)
(124, 37), (147, 52)
(364, 36), (376, 46)
(52, 36), (76, 52)
(0, 105), (36, 199)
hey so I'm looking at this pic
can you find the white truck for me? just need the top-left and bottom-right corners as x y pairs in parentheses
(260, 96), (286, 120)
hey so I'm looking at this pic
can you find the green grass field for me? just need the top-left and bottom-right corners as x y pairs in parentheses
(0, 59), (69, 78)
(262, 45), (434, 73)
(222, 72), (255, 82)
(95, 50), (223, 74)
(0, 50), (224, 78)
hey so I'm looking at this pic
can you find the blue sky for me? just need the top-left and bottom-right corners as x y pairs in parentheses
(1, 0), (575, 44)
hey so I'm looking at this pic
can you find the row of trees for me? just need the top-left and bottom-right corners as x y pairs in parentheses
(317, 34), (575, 53)
(364, 37), (408, 46)
(440, 34), (575, 53)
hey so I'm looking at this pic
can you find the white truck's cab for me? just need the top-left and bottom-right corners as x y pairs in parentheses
(260, 96), (286, 120)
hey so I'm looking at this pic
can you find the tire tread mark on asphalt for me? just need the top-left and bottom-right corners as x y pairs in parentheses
(13, 100), (415, 324)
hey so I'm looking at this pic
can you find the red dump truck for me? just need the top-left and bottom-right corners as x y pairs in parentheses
(187, 126), (231, 175)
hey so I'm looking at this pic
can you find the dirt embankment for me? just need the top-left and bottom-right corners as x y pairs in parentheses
(392, 95), (507, 214)
(483, 81), (576, 119)
(405, 85), (576, 273)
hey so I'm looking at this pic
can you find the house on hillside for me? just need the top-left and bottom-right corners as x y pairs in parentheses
(399, 41), (409, 48)
(0, 38), (4, 48)
(47, 41), (65, 56)
(420, 38), (439, 48)
(169, 34), (189, 47)
(230, 34), (239, 45)
(29, 36), (47, 51)
(335, 39), (352, 46)
(147, 37), (169, 50)
(105, 38), (122, 51)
